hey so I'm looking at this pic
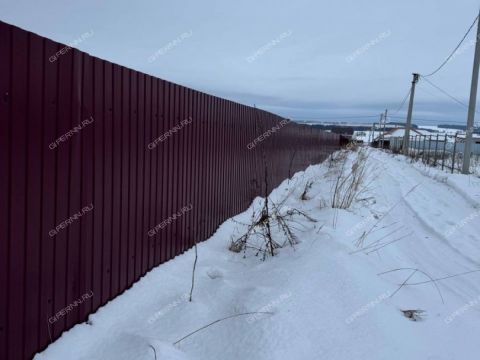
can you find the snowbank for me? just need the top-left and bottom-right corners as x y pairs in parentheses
(35, 149), (480, 360)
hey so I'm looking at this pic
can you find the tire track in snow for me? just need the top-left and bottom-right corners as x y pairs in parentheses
(369, 151), (480, 268)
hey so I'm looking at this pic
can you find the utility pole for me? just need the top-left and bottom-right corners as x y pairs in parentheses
(379, 113), (384, 148)
(462, 10), (480, 174)
(403, 73), (420, 155)
(369, 123), (375, 144)
(383, 108), (388, 148)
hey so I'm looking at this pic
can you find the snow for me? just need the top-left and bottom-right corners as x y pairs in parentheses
(419, 125), (480, 139)
(419, 125), (464, 136)
(382, 128), (431, 138)
(384, 128), (408, 138)
(35, 149), (480, 360)
(354, 128), (433, 143)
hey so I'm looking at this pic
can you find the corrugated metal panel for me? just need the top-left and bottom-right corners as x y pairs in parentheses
(0, 20), (342, 360)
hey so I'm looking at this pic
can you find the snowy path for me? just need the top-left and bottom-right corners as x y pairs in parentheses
(369, 151), (480, 280)
(35, 149), (480, 360)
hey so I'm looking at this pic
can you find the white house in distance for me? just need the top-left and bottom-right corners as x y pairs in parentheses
(367, 126), (480, 155)
(368, 127), (429, 147)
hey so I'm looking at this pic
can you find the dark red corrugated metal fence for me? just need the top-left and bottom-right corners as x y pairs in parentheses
(0, 21), (341, 359)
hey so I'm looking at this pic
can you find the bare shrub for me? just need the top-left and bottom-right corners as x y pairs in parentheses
(230, 165), (316, 259)
(229, 196), (316, 259)
(346, 141), (358, 152)
(331, 148), (369, 209)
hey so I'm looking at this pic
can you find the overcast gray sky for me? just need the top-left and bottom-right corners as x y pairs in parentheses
(1, 0), (480, 125)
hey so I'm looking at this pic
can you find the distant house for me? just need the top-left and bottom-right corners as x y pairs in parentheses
(371, 127), (426, 148)
(381, 129), (480, 155)
(352, 131), (367, 144)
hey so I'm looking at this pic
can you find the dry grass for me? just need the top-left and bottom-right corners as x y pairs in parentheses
(331, 148), (369, 209)
(300, 180), (314, 200)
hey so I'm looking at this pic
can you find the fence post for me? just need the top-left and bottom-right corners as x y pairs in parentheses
(434, 133), (439, 166)
(411, 135), (415, 158)
(414, 135), (418, 160)
(425, 135), (429, 163)
(428, 135), (433, 165)
(413, 135), (416, 158)
(417, 135), (421, 159)
(452, 133), (458, 173)
(419, 136), (422, 162)
(441, 134), (447, 170)
(422, 135), (427, 163)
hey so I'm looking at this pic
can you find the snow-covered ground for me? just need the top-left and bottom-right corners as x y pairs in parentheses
(35, 149), (480, 360)
(418, 125), (461, 136)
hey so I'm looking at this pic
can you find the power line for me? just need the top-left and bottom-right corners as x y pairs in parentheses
(416, 82), (453, 103)
(390, 88), (411, 115)
(416, 82), (480, 127)
(421, 75), (470, 109)
(422, 15), (479, 77)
